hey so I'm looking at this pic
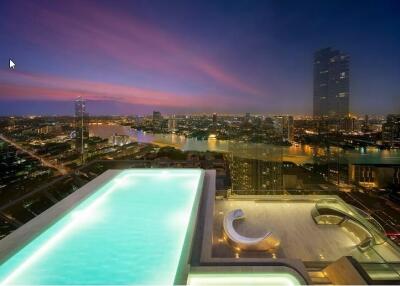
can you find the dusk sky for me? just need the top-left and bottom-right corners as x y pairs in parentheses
(0, 0), (399, 116)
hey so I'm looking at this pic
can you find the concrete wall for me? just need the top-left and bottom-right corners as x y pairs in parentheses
(323, 256), (367, 285)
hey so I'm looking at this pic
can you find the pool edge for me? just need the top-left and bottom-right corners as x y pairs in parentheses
(0, 170), (122, 265)
(173, 169), (207, 285)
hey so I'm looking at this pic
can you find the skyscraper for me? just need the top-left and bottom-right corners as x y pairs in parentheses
(152, 110), (162, 130)
(244, 112), (251, 123)
(362, 114), (370, 132)
(168, 115), (177, 133)
(74, 97), (89, 163)
(152, 111), (162, 122)
(382, 114), (400, 147)
(228, 157), (282, 192)
(340, 115), (356, 132)
(274, 115), (294, 142)
(313, 48), (350, 118)
(212, 113), (217, 132)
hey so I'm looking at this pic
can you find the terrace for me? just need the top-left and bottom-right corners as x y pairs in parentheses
(0, 169), (305, 285)
(211, 198), (399, 262)
(1, 167), (399, 285)
(199, 192), (400, 283)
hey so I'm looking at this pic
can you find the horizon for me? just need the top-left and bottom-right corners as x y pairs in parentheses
(0, 102), (389, 119)
(1, 0), (400, 115)
(1, 2), (400, 284)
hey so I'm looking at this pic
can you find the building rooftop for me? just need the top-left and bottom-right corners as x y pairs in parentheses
(198, 192), (400, 284)
(210, 198), (399, 263)
(0, 168), (399, 285)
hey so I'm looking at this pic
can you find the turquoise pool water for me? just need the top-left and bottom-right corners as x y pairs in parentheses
(0, 169), (204, 285)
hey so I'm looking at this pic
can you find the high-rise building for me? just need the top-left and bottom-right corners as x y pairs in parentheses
(340, 115), (356, 132)
(152, 111), (162, 130)
(229, 157), (282, 192)
(74, 97), (89, 162)
(211, 113), (217, 132)
(313, 48), (350, 118)
(382, 114), (400, 147)
(362, 115), (370, 132)
(152, 111), (162, 121)
(274, 115), (294, 142)
(168, 115), (177, 133)
(245, 112), (251, 122)
(212, 113), (217, 126)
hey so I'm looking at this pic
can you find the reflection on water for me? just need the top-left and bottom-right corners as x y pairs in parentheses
(90, 124), (400, 165)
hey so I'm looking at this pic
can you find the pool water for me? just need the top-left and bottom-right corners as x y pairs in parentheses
(0, 169), (204, 285)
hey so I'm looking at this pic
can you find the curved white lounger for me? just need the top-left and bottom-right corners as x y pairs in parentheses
(223, 209), (280, 251)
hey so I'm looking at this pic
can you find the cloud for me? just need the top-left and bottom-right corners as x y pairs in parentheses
(0, 70), (241, 110)
(7, 0), (262, 96)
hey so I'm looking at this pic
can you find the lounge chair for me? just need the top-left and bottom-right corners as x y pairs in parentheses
(222, 209), (280, 251)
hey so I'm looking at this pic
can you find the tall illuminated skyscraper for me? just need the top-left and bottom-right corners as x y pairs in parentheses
(313, 48), (350, 118)
(382, 114), (400, 146)
(74, 97), (89, 163)
(168, 114), (177, 133)
(274, 115), (294, 142)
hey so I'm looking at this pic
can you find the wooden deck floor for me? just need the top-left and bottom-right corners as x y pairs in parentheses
(213, 200), (389, 262)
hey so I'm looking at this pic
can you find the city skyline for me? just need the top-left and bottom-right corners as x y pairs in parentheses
(0, 0), (400, 116)
(1, 2), (400, 285)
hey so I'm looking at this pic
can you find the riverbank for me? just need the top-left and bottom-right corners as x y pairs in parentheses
(89, 124), (400, 165)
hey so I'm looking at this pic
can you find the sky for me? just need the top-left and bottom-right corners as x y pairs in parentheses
(0, 0), (399, 116)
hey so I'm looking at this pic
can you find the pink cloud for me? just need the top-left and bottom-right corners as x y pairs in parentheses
(191, 59), (263, 96)
(0, 70), (242, 110)
(8, 1), (263, 96)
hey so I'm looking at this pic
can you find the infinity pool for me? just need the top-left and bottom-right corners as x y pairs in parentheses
(0, 169), (204, 285)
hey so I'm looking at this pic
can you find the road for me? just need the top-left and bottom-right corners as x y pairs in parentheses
(344, 191), (400, 233)
(0, 134), (69, 175)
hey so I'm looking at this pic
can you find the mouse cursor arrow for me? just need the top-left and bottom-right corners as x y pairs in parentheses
(9, 59), (16, 69)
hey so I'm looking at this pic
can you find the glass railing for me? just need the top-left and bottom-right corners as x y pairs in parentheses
(314, 198), (386, 244)
(360, 262), (400, 281)
(226, 143), (283, 193)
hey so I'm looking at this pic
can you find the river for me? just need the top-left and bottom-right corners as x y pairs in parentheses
(90, 124), (400, 165)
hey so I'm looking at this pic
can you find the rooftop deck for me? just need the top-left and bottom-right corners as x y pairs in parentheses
(212, 199), (400, 263)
